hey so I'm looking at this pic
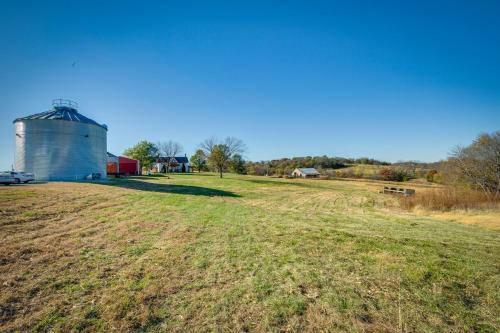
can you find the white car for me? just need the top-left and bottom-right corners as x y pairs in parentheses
(2, 171), (35, 184)
(0, 173), (16, 185)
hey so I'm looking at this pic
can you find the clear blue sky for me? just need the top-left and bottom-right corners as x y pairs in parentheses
(1, 0), (499, 170)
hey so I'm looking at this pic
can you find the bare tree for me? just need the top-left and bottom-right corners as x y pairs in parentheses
(200, 137), (218, 156)
(157, 140), (183, 173)
(450, 131), (500, 198)
(224, 137), (246, 157)
(200, 137), (246, 178)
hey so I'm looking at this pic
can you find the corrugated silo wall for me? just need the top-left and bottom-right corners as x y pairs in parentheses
(14, 119), (107, 181)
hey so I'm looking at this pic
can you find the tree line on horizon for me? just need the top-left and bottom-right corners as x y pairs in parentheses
(122, 130), (499, 198)
(244, 156), (390, 177)
(122, 138), (392, 178)
(122, 138), (396, 179)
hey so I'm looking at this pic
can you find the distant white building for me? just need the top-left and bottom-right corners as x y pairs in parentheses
(292, 168), (320, 178)
(155, 155), (191, 173)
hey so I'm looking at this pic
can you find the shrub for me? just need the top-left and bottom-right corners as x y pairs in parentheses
(323, 169), (337, 178)
(379, 168), (411, 182)
(400, 187), (500, 211)
(426, 170), (438, 182)
(335, 169), (355, 178)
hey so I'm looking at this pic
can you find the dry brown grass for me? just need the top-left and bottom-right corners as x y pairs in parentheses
(421, 210), (500, 230)
(0, 182), (201, 332)
(400, 187), (500, 211)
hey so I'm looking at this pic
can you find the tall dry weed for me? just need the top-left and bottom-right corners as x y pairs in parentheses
(400, 187), (499, 211)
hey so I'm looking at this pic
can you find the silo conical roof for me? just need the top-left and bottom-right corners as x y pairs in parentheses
(14, 106), (107, 130)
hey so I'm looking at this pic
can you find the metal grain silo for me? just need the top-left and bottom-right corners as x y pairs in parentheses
(13, 100), (108, 181)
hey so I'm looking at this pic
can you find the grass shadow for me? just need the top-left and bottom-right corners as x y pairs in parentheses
(164, 172), (217, 177)
(93, 178), (240, 197)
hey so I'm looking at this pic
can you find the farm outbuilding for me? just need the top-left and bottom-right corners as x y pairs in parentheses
(13, 99), (107, 181)
(106, 152), (119, 174)
(119, 156), (140, 175)
(107, 152), (140, 175)
(292, 168), (320, 178)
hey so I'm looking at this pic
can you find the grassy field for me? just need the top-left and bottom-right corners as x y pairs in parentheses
(335, 164), (386, 177)
(0, 173), (498, 332)
(333, 164), (431, 182)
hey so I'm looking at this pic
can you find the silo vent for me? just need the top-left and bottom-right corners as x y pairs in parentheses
(52, 99), (78, 110)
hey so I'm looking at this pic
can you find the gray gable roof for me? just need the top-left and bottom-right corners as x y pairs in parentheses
(174, 156), (189, 164)
(14, 106), (107, 130)
(156, 156), (189, 164)
(297, 168), (320, 175)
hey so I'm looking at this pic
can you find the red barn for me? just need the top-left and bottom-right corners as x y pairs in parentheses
(119, 156), (140, 175)
(107, 152), (140, 175)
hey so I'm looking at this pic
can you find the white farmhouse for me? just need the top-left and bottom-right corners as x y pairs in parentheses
(155, 155), (191, 173)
